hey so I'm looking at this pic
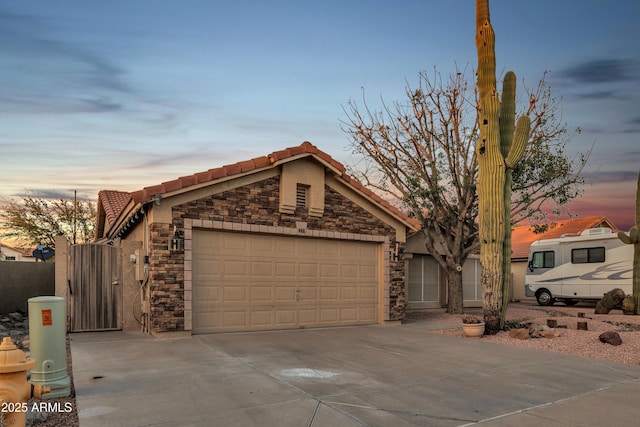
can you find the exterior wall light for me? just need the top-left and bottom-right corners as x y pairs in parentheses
(391, 242), (403, 262)
(169, 226), (184, 253)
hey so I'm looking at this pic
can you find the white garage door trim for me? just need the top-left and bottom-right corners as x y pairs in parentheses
(189, 228), (384, 333)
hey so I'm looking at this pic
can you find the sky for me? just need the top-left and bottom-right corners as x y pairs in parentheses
(1, 0), (639, 231)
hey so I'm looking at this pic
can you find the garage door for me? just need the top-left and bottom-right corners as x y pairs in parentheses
(192, 230), (380, 333)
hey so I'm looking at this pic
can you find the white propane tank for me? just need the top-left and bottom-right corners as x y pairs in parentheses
(28, 296), (71, 398)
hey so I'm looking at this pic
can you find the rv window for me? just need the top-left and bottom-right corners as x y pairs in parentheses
(532, 251), (554, 268)
(571, 247), (605, 264)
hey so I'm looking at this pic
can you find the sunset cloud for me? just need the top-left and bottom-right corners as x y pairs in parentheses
(0, 1), (638, 236)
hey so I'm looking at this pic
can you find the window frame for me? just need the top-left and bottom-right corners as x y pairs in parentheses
(531, 250), (555, 269)
(571, 246), (605, 264)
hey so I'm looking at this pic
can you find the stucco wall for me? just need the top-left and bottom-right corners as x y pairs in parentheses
(511, 260), (533, 302)
(0, 261), (55, 313)
(145, 176), (405, 334)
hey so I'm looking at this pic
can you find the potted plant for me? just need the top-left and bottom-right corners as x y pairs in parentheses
(462, 315), (485, 338)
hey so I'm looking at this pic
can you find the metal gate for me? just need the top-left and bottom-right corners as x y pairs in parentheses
(69, 243), (122, 332)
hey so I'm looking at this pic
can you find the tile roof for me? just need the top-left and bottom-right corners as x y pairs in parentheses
(100, 142), (419, 235)
(98, 190), (132, 228)
(511, 216), (618, 259)
(128, 141), (345, 205)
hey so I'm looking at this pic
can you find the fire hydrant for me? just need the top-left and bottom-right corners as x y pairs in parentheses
(0, 337), (50, 427)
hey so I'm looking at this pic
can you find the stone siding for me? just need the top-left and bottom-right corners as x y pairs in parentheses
(148, 223), (185, 332)
(147, 176), (406, 332)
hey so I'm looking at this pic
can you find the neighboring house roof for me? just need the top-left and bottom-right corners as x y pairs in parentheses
(97, 141), (420, 239)
(0, 244), (35, 260)
(511, 216), (618, 260)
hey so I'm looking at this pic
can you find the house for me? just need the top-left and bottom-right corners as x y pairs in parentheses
(404, 234), (482, 310)
(403, 216), (618, 310)
(510, 216), (618, 301)
(90, 142), (419, 337)
(0, 244), (35, 262)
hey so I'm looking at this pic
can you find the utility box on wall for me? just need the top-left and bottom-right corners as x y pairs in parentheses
(28, 296), (71, 398)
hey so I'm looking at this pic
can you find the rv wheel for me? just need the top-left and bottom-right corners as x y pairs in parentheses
(536, 290), (555, 306)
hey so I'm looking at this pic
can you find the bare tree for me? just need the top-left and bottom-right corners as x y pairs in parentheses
(0, 194), (96, 248)
(341, 68), (586, 315)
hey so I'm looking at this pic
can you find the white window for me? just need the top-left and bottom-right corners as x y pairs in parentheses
(462, 258), (481, 301)
(408, 255), (439, 302)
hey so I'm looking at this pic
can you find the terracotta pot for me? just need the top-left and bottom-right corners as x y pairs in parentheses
(462, 322), (485, 338)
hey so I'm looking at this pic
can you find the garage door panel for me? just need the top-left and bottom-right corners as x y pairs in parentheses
(275, 262), (296, 277)
(298, 239), (319, 255)
(250, 310), (272, 327)
(340, 265), (358, 278)
(223, 286), (247, 302)
(193, 230), (380, 333)
(223, 311), (248, 328)
(223, 260), (248, 277)
(358, 244), (378, 257)
(298, 287), (318, 301)
(276, 286), (296, 302)
(340, 307), (358, 322)
(250, 286), (273, 302)
(360, 265), (377, 279)
(320, 241), (340, 255)
(250, 261), (273, 276)
(194, 286), (220, 303)
(223, 234), (249, 251)
(193, 310), (221, 334)
(341, 287), (358, 300)
(360, 287), (377, 300)
(320, 308), (338, 322)
(250, 238), (272, 253)
(359, 307), (377, 322)
(298, 309), (318, 324)
(320, 264), (339, 278)
(275, 239), (297, 255)
(299, 263), (318, 277)
(320, 286), (339, 300)
(275, 310), (296, 326)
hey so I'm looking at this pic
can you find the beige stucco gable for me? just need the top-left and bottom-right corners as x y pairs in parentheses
(279, 158), (325, 217)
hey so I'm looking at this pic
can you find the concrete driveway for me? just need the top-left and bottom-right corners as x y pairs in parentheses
(70, 321), (640, 426)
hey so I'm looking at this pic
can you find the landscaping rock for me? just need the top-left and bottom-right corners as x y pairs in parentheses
(8, 312), (24, 322)
(595, 288), (626, 314)
(541, 330), (560, 339)
(0, 312), (31, 350)
(509, 328), (530, 340)
(26, 408), (48, 427)
(509, 323), (559, 340)
(599, 331), (623, 346)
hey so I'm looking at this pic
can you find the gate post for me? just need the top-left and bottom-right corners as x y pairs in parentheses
(54, 235), (70, 331)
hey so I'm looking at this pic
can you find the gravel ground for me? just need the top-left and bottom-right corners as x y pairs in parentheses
(406, 301), (640, 366)
(0, 313), (78, 427)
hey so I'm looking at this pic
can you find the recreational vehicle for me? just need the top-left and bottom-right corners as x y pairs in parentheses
(525, 228), (633, 306)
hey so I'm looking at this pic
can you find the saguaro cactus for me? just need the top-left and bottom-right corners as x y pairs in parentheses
(618, 171), (640, 315)
(475, 0), (531, 334)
